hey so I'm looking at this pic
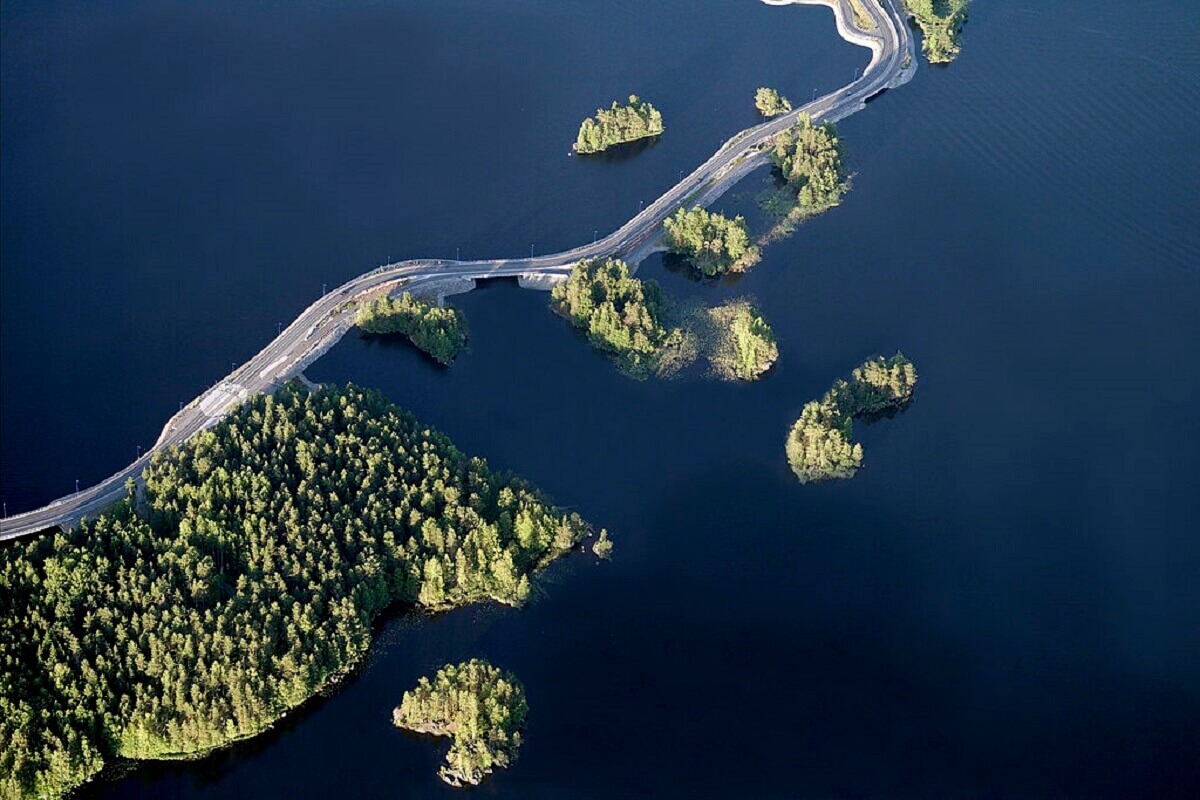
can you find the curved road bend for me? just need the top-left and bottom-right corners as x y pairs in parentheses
(0, 0), (915, 541)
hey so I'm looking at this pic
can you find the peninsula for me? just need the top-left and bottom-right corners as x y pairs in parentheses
(0, 383), (592, 799)
(357, 292), (467, 365)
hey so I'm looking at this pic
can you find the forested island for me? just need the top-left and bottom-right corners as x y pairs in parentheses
(393, 659), (526, 787)
(770, 114), (848, 217)
(574, 95), (664, 154)
(357, 292), (467, 365)
(786, 353), (917, 482)
(0, 383), (593, 800)
(663, 207), (761, 276)
(904, 0), (970, 63)
(706, 301), (778, 381)
(550, 257), (688, 379)
(755, 87), (792, 118)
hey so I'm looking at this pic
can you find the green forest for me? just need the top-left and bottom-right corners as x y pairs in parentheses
(393, 659), (526, 787)
(770, 114), (848, 216)
(357, 292), (467, 365)
(574, 95), (665, 154)
(663, 207), (761, 276)
(904, 0), (971, 63)
(706, 301), (779, 381)
(0, 383), (592, 800)
(550, 257), (689, 379)
(786, 353), (917, 482)
(755, 87), (792, 118)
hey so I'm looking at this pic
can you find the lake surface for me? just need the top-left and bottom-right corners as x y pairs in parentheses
(3, 0), (1199, 797)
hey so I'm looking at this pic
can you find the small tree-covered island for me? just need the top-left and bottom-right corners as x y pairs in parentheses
(393, 659), (527, 787)
(755, 86), (792, 117)
(357, 291), (467, 365)
(663, 206), (761, 276)
(0, 383), (596, 800)
(786, 353), (917, 482)
(707, 300), (779, 381)
(550, 257), (689, 379)
(770, 114), (848, 217)
(574, 95), (664, 154)
(904, 0), (971, 63)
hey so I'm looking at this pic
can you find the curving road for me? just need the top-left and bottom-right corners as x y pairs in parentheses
(0, 0), (915, 541)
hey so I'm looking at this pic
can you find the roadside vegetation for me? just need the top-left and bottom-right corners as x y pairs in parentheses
(0, 382), (593, 800)
(756, 114), (849, 243)
(786, 353), (917, 482)
(904, 0), (970, 63)
(394, 660), (526, 787)
(357, 292), (467, 365)
(663, 207), (761, 276)
(754, 87), (792, 118)
(848, 0), (876, 31)
(574, 95), (664, 154)
(770, 113), (847, 215)
(550, 257), (692, 379)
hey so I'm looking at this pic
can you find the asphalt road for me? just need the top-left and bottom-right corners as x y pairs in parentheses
(0, 0), (914, 541)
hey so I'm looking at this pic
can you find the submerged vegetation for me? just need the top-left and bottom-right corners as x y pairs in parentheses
(552, 261), (778, 384)
(550, 257), (690, 379)
(357, 292), (467, 365)
(663, 207), (761, 276)
(754, 87), (792, 118)
(706, 301), (779, 382)
(574, 95), (664, 154)
(394, 660), (526, 787)
(786, 353), (917, 482)
(904, 0), (970, 63)
(0, 383), (592, 800)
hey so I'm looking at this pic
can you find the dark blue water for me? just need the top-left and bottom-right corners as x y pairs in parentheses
(4, 1), (1199, 798)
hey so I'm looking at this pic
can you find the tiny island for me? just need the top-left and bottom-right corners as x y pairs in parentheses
(663, 206), (761, 276)
(755, 87), (792, 118)
(356, 291), (467, 365)
(786, 353), (917, 482)
(574, 95), (664, 154)
(904, 0), (971, 63)
(394, 660), (527, 787)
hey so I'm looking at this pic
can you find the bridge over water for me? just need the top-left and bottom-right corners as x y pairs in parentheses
(0, 0), (915, 541)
